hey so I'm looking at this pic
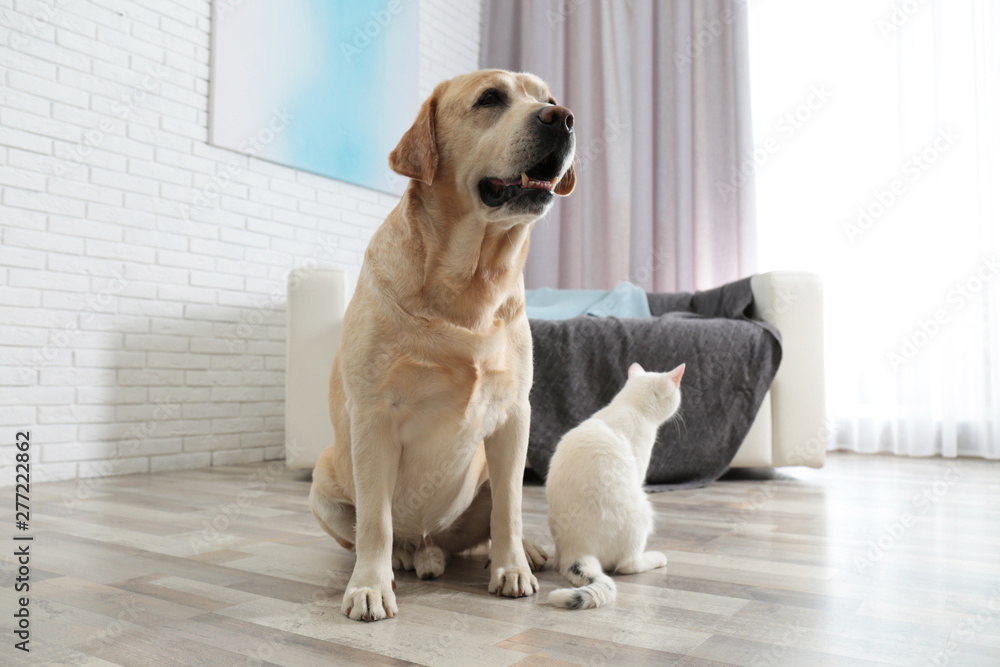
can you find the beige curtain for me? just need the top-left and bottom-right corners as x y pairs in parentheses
(481, 0), (756, 291)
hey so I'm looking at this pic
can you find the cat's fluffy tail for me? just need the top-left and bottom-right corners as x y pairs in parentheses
(548, 556), (616, 609)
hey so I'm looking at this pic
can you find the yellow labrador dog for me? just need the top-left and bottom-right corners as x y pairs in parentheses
(309, 69), (576, 622)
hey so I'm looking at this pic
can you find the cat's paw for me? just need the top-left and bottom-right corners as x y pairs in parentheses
(413, 542), (446, 580)
(648, 550), (668, 570)
(522, 539), (549, 571)
(617, 550), (668, 574)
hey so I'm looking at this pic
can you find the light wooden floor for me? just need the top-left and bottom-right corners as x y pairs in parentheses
(3, 453), (1000, 666)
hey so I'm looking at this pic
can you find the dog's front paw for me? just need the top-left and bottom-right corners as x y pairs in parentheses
(489, 561), (538, 597)
(342, 580), (397, 621)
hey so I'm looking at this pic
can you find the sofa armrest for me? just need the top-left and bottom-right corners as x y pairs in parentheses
(749, 271), (827, 467)
(285, 266), (347, 470)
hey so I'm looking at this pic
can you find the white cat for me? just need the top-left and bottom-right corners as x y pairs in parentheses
(546, 362), (684, 609)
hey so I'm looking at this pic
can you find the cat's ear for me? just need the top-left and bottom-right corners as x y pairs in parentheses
(666, 363), (686, 388)
(628, 362), (645, 378)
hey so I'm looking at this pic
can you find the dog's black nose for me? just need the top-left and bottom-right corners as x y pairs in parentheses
(538, 105), (574, 133)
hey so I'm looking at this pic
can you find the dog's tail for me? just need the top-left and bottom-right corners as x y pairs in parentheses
(548, 556), (616, 609)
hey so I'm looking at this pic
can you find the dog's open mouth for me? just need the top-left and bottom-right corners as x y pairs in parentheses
(478, 151), (564, 208)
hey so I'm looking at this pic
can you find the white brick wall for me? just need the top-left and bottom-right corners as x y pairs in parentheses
(0, 0), (483, 483)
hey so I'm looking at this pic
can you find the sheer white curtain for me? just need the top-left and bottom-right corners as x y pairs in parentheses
(749, 0), (999, 458)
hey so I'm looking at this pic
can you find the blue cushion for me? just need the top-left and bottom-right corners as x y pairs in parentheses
(525, 282), (652, 320)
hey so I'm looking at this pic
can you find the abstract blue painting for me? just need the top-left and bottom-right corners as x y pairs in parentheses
(210, 0), (418, 195)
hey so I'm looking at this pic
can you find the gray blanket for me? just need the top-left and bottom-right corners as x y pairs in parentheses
(527, 277), (782, 490)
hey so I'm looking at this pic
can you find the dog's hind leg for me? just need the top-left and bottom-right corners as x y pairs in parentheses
(413, 536), (446, 579)
(431, 481), (547, 570)
(521, 538), (549, 571)
(309, 485), (357, 552)
(392, 540), (416, 571)
(403, 482), (491, 580)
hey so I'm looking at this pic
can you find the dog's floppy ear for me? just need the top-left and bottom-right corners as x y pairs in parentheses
(389, 85), (442, 186)
(554, 161), (576, 196)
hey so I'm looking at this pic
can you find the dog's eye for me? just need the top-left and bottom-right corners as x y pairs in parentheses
(475, 89), (503, 108)
(547, 98), (556, 105)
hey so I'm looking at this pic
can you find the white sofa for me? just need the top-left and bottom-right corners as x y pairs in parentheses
(284, 268), (826, 471)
